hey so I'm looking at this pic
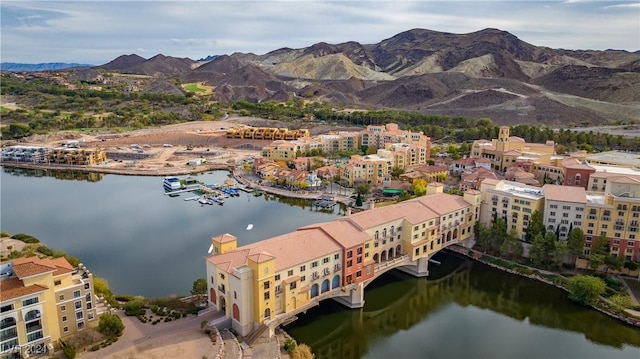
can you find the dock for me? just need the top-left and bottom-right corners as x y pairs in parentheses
(313, 195), (337, 209)
(163, 185), (200, 195)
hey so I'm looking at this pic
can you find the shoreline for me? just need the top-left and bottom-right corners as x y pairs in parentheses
(0, 161), (230, 177)
(446, 245), (640, 328)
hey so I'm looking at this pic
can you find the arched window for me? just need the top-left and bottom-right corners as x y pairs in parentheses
(310, 284), (319, 298)
(321, 279), (330, 293)
(332, 275), (340, 289)
(382, 228), (387, 238)
(390, 226), (395, 235)
(25, 309), (40, 322)
(374, 231), (379, 240)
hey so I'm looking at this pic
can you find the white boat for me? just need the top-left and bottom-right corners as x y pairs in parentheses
(208, 244), (214, 254)
(246, 224), (254, 230)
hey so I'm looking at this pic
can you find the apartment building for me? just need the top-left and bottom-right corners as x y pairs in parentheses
(542, 184), (586, 240)
(479, 179), (545, 240)
(339, 154), (392, 187)
(205, 185), (479, 337)
(0, 257), (99, 358)
(261, 141), (298, 161)
(583, 175), (640, 261)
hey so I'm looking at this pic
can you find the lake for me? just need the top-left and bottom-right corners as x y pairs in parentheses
(2, 166), (639, 358)
(0, 167), (341, 297)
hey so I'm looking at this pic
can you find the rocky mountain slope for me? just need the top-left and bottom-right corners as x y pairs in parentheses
(87, 28), (640, 125)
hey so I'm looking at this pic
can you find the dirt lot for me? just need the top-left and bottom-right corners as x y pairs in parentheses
(5, 116), (357, 175)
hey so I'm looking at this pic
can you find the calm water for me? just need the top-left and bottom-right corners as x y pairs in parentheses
(287, 253), (640, 359)
(2, 167), (639, 358)
(0, 167), (341, 297)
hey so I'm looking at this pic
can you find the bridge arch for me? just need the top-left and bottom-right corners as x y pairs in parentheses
(321, 279), (330, 293)
(311, 283), (319, 298)
(373, 253), (379, 263)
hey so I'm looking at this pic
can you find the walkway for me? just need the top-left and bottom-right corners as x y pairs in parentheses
(77, 310), (221, 359)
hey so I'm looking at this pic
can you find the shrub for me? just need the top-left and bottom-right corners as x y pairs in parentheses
(608, 294), (632, 313)
(98, 313), (125, 337)
(284, 338), (297, 353)
(11, 233), (40, 243)
(201, 320), (208, 329)
(123, 300), (145, 316)
(292, 343), (314, 359)
(567, 275), (606, 306)
(90, 344), (100, 351)
(36, 245), (54, 256)
(604, 276), (624, 291)
(62, 343), (76, 359)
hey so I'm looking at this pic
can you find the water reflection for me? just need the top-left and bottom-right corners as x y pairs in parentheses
(3, 166), (103, 182)
(287, 253), (640, 359)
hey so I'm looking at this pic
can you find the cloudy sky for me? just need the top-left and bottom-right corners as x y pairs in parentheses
(1, 0), (639, 65)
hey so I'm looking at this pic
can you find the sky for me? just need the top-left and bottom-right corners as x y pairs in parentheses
(1, 0), (639, 65)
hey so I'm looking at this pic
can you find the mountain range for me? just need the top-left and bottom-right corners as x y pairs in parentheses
(13, 28), (640, 125)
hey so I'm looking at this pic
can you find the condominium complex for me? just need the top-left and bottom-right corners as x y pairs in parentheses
(0, 257), (99, 358)
(205, 184), (480, 337)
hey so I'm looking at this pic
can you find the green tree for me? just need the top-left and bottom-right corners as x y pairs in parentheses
(98, 313), (125, 337)
(567, 275), (606, 306)
(500, 228), (523, 258)
(529, 233), (546, 267)
(191, 278), (207, 296)
(566, 228), (586, 265)
(604, 255), (624, 274)
(552, 240), (568, 268)
(390, 166), (404, 179)
(525, 210), (545, 242)
(474, 222), (492, 250)
(356, 183), (371, 196)
(489, 217), (507, 252)
(365, 145), (378, 155)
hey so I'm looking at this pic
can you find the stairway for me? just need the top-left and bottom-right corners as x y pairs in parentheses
(243, 323), (269, 346)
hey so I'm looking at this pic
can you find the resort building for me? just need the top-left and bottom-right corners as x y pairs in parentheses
(382, 143), (429, 168)
(458, 167), (499, 191)
(226, 127), (309, 140)
(0, 257), (100, 358)
(479, 179), (545, 240)
(205, 184), (480, 337)
(360, 123), (431, 152)
(471, 126), (555, 172)
(542, 184), (586, 240)
(450, 157), (491, 176)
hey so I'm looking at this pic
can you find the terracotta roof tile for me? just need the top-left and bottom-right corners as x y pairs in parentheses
(0, 278), (48, 301)
(543, 184), (586, 203)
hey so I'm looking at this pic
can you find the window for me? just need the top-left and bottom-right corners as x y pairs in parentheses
(323, 257), (330, 263)
(86, 293), (91, 302)
(264, 292), (270, 300)
(54, 280), (62, 286)
(73, 290), (81, 298)
(300, 276), (305, 282)
(312, 261), (318, 268)
(63, 326), (69, 333)
(59, 295), (64, 301)
(62, 315), (67, 322)
(300, 265), (306, 272)
(334, 254), (339, 260)
(84, 283), (90, 290)
(0, 304), (13, 313)
(287, 270), (293, 276)
(347, 251), (353, 258)
(75, 301), (82, 310)
(275, 274), (280, 281)
(357, 257), (362, 264)
(347, 260), (352, 267)
(22, 297), (38, 306)
(61, 305), (66, 312)
(77, 322), (84, 330)
(76, 311), (84, 320)
(263, 281), (270, 290)
(356, 271), (362, 278)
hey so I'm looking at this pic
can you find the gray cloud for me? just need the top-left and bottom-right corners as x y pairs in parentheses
(1, 0), (638, 64)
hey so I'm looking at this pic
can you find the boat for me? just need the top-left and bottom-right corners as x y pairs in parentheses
(208, 244), (214, 254)
(246, 224), (254, 230)
(163, 176), (181, 192)
(184, 196), (200, 201)
(198, 197), (212, 205)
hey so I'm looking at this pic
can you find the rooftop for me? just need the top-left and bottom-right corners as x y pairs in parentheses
(586, 151), (640, 167)
(543, 184), (587, 203)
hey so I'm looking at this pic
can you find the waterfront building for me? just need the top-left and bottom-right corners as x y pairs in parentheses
(542, 184), (586, 240)
(205, 184), (480, 337)
(401, 164), (449, 183)
(471, 126), (555, 172)
(360, 123), (430, 151)
(479, 179), (545, 240)
(1, 146), (49, 164)
(46, 148), (107, 165)
(583, 175), (640, 261)
(339, 154), (392, 187)
(0, 257), (100, 357)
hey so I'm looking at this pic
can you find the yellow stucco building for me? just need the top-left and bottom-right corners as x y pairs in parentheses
(0, 257), (100, 358)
